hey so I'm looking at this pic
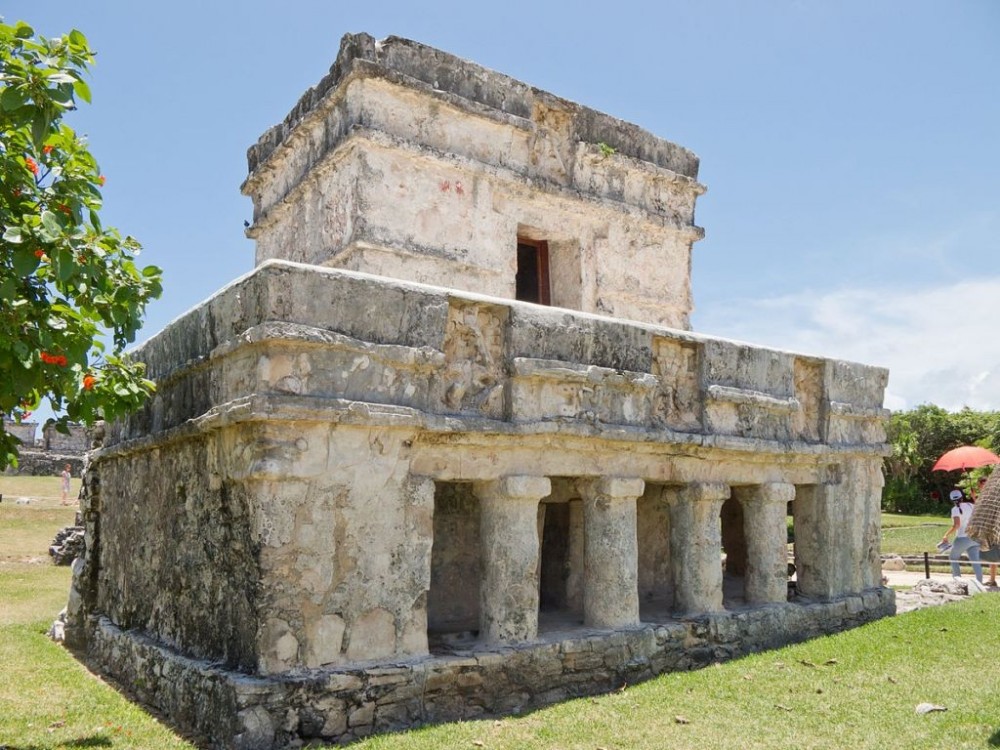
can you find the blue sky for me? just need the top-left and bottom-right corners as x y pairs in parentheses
(10, 1), (1000, 412)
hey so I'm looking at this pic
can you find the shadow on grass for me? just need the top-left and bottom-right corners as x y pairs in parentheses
(989, 727), (1000, 747)
(0, 736), (113, 750)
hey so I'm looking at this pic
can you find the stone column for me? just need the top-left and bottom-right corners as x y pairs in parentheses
(578, 477), (644, 629)
(667, 483), (730, 615)
(739, 483), (795, 605)
(474, 475), (551, 644)
(793, 482), (845, 600)
(794, 460), (884, 600)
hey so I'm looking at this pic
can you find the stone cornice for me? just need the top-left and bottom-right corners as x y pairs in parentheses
(245, 33), (700, 185)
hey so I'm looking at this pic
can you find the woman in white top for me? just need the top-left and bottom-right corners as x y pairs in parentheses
(941, 489), (983, 583)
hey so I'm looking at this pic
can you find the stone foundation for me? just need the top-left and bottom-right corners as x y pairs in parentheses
(85, 587), (893, 749)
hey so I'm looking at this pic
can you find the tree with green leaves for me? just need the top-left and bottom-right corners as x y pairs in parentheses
(0, 20), (162, 469)
(883, 404), (1000, 513)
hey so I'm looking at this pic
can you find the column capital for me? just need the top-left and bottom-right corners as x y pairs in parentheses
(578, 476), (645, 501)
(474, 475), (551, 503)
(741, 482), (796, 506)
(675, 482), (730, 504)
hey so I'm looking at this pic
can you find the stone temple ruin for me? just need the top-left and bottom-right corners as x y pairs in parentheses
(65, 33), (893, 749)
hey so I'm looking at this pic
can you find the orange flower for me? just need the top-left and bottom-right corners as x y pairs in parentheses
(83, 374), (96, 390)
(43, 145), (53, 155)
(98, 175), (106, 186)
(25, 157), (39, 176)
(40, 352), (68, 366)
(34, 249), (45, 258)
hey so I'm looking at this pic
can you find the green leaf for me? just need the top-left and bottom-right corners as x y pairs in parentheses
(0, 86), (27, 111)
(68, 29), (88, 48)
(11, 246), (41, 276)
(3, 226), (24, 243)
(141, 265), (161, 278)
(40, 210), (62, 237)
(13, 22), (34, 39)
(0, 278), (17, 301)
(31, 114), (49, 151)
(73, 78), (91, 104)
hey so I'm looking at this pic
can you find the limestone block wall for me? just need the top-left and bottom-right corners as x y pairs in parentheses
(242, 34), (704, 330)
(94, 432), (260, 670)
(43, 422), (89, 452)
(4, 419), (38, 446)
(77, 260), (890, 681)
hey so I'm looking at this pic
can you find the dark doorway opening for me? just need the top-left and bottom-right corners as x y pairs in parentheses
(516, 239), (551, 305)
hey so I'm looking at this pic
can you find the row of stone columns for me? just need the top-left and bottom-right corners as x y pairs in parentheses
(472, 475), (797, 645)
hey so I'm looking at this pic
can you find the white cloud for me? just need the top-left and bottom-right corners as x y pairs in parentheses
(694, 277), (1000, 412)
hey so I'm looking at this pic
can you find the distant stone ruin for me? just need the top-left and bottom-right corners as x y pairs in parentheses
(65, 33), (893, 750)
(2, 418), (88, 477)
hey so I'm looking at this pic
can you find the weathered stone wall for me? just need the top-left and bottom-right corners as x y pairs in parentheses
(4, 419), (38, 447)
(248, 422), (433, 673)
(428, 482), (480, 638)
(85, 588), (894, 749)
(3, 450), (84, 478)
(242, 34), (704, 330)
(43, 423), (90, 452)
(79, 260), (889, 680)
(94, 433), (260, 670)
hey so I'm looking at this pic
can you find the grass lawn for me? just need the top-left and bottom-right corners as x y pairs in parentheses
(2, 501), (998, 749)
(880, 512), (952, 556)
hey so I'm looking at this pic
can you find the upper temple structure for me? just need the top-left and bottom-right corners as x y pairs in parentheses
(65, 33), (893, 750)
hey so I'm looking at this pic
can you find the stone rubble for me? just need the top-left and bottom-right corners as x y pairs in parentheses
(893, 578), (990, 614)
(49, 525), (85, 566)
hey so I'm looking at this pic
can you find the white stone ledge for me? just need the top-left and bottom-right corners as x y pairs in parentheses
(705, 384), (800, 413)
(511, 357), (659, 389)
(95, 393), (890, 464)
(213, 321), (446, 370)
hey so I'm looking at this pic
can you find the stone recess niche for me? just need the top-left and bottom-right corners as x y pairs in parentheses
(65, 33), (894, 750)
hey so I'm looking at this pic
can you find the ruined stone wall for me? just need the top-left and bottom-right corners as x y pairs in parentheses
(242, 34), (704, 330)
(43, 423), (90, 452)
(86, 589), (894, 749)
(4, 419), (38, 446)
(95, 433), (260, 670)
(78, 260), (890, 682)
(428, 482), (481, 637)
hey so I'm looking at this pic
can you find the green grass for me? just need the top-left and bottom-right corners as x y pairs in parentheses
(360, 598), (1000, 750)
(0, 474), (83, 504)
(3, 507), (998, 749)
(882, 512), (949, 528)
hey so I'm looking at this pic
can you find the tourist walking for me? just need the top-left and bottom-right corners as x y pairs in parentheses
(941, 489), (983, 583)
(60, 463), (72, 506)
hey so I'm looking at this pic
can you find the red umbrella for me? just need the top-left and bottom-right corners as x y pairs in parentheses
(932, 446), (1000, 472)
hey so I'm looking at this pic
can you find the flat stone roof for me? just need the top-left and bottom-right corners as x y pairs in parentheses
(246, 32), (700, 181)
